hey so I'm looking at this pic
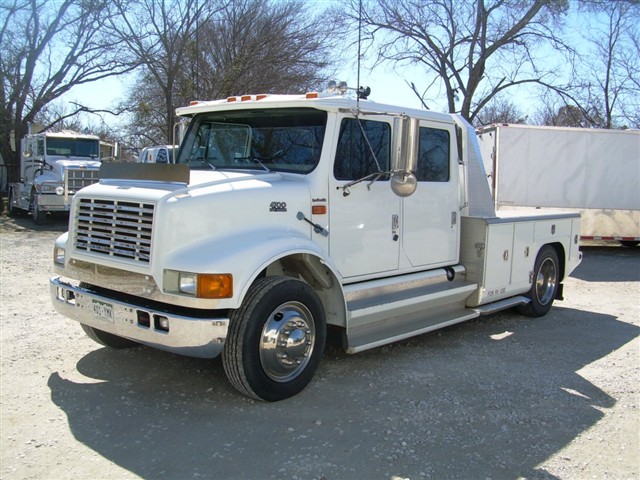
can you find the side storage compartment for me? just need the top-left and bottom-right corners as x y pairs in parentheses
(460, 217), (536, 307)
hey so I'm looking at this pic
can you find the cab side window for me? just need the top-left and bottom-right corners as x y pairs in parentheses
(416, 127), (450, 182)
(334, 118), (390, 180)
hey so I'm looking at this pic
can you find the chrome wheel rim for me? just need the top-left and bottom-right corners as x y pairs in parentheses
(535, 257), (557, 306)
(259, 301), (315, 383)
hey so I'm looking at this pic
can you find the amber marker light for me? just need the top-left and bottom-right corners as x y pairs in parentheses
(312, 205), (327, 215)
(306, 92), (319, 99)
(197, 274), (233, 299)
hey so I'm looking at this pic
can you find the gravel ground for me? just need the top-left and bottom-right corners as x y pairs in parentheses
(1, 212), (638, 480)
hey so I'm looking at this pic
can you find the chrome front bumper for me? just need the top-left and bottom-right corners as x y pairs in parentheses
(50, 276), (229, 358)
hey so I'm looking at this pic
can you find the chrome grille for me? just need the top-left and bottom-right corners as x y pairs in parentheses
(67, 168), (100, 192)
(75, 198), (155, 263)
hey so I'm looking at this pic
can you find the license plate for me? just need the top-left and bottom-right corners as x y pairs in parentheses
(92, 299), (114, 323)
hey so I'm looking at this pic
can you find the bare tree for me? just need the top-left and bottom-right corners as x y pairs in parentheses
(346, 0), (570, 123)
(108, 0), (222, 146)
(123, 0), (339, 147)
(193, 0), (338, 99)
(0, 0), (135, 185)
(533, 102), (598, 127)
(474, 97), (527, 126)
(576, 0), (639, 128)
(531, 1), (639, 129)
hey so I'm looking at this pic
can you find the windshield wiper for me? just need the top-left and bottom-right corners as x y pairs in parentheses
(234, 150), (283, 172)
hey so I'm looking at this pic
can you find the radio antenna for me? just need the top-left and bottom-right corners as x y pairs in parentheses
(356, 0), (362, 107)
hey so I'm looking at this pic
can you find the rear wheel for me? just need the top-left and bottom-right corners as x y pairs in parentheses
(222, 276), (326, 401)
(620, 241), (639, 248)
(517, 245), (560, 317)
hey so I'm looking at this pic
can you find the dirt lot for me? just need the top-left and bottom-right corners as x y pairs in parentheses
(1, 212), (638, 480)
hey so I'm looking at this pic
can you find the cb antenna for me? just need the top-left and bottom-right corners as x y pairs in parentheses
(355, 0), (371, 102)
(357, 0), (362, 107)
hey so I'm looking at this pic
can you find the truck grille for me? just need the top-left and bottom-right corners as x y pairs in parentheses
(66, 168), (100, 192)
(74, 198), (155, 263)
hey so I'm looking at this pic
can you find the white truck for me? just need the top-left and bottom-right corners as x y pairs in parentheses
(8, 130), (105, 224)
(50, 88), (582, 401)
(476, 124), (640, 246)
(138, 145), (177, 164)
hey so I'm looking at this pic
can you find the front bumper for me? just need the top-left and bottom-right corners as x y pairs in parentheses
(37, 193), (71, 212)
(50, 276), (229, 358)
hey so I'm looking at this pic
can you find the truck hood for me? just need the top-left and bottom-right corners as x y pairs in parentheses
(53, 158), (102, 174)
(73, 168), (313, 271)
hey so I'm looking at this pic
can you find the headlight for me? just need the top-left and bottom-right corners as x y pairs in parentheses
(165, 270), (233, 298)
(53, 246), (65, 266)
(178, 273), (197, 295)
(40, 183), (64, 194)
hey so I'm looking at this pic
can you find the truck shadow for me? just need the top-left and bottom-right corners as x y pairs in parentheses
(0, 212), (69, 233)
(48, 306), (639, 479)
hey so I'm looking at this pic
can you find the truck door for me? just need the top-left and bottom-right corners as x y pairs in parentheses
(402, 121), (460, 268)
(329, 116), (401, 278)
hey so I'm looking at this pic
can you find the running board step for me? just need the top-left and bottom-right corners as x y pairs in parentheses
(345, 280), (479, 353)
(470, 295), (530, 316)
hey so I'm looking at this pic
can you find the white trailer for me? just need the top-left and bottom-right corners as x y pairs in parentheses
(476, 124), (640, 246)
(50, 88), (581, 401)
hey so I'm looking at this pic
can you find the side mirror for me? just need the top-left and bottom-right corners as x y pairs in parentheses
(391, 116), (419, 197)
(391, 171), (417, 197)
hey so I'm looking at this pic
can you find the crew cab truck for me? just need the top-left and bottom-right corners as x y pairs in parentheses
(8, 130), (103, 224)
(50, 89), (582, 401)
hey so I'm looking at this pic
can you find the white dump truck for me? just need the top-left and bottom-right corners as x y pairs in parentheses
(50, 87), (581, 401)
(8, 130), (104, 224)
(476, 124), (640, 246)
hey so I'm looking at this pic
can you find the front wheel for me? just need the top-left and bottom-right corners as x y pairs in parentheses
(81, 324), (139, 349)
(517, 245), (560, 317)
(30, 193), (47, 225)
(222, 276), (326, 401)
(7, 187), (21, 216)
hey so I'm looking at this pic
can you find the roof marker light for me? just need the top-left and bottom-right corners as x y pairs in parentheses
(227, 97), (237, 102)
(256, 94), (267, 100)
(190, 101), (199, 106)
(306, 92), (319, 99)
(241, 95), (252, 101)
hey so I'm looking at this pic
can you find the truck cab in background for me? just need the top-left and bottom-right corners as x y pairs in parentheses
(8, 131), (108, 224)
(138, 145), (177, 164)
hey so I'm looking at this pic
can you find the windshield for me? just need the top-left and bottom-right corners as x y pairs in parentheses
(46, 138), (100, 158)
(177, 108), (327, 173)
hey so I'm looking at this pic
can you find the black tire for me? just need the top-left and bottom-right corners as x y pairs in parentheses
(80, 324), (139, 349)
(7, 187), (21, 216)
(30, 192), (47, 225)
(517, 245), (560, 317)
(620, 241), (639, 248)
(222, 276), (326, 401)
